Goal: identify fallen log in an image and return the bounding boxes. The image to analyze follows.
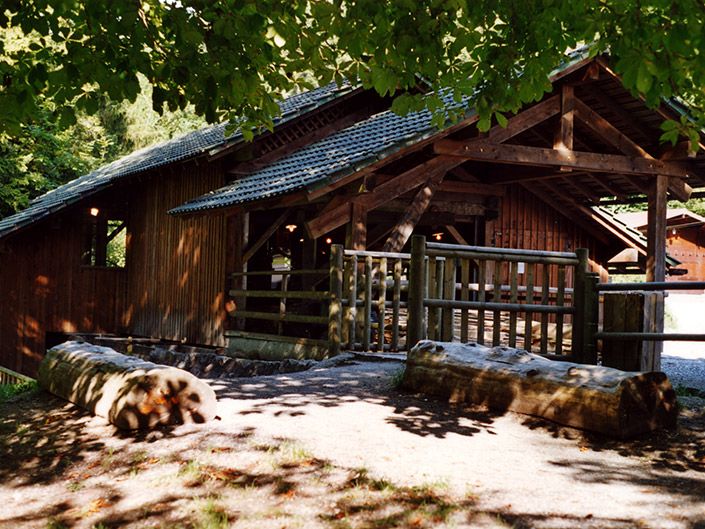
[402,340,677,438]
[38,341,217,430]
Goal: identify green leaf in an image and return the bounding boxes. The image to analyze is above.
[636,62,653,94]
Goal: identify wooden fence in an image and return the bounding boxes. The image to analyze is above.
[405,236,599,362]
[229,238,600,363]
[0,365,34,385]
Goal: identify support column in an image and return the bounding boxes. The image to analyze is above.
[645,173,667,370]
[646,174,668,282]
[346,202,367,250]
[229,211,250,330]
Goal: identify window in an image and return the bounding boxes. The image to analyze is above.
[83,209,127,268]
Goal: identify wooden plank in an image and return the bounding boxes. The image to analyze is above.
[363,255,373,350]
[508,261,518,347]
[377,257,387,349]
[243,209,289,264]
[383,172,445,252]
[492,260,502,346]
[306,155,458,238]
[477,259,486,345]
[524,262,535,351]
[460,258,470,342]
[392,259,402,350]
[646,174,668,282]
[347,255,358,348]
[442,257,456,341]
[434,141,691,178]
[328,245,344,356]
[229,289,329,300]
[555,265,566,355]
[540,265,550,355]
[427,258,439,341]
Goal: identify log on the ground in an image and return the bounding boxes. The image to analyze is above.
[38,341,217,429]
[402,340,677,438]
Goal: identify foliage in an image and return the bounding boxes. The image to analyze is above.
[0,379,38,402]
[2,1,705,143]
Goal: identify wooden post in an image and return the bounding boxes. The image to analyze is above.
[328,244,344,356]
[230,211,250,331]
[572,248,590,363]
[645,173,667,366]
[407,235,427,348]
[646,174,668,283]
[441,257,456,341]
[347,202,367,251]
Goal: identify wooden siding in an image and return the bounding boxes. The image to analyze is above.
[666,227,705,282]
[488,185,611,284]
[0,214,127,375]
[125,161,228,347]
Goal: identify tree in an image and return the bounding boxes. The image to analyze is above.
[0,74,204,218]
[2,1,705,143]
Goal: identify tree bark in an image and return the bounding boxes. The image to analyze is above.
[38,341,217,430]
[402,340,677,438]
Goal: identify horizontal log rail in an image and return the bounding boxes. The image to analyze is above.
[424,299,576,315]
[233,310,328,325]
[596,332,705,342]
[230,268,328,277]
[229,289,330,300]
[597,281,705,291]
[0,366,34,385]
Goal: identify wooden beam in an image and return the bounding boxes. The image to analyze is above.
[437,180,505,196]
[445,224,469,245]
[383,173,445,252]
[485,95,561,144]
[243,209,289,264]
[554,85,574,151]
[306,155,459,238]
[434,141,691,178]
[574,96,692,201]
[646,174,668,282]
[348,202,367,251]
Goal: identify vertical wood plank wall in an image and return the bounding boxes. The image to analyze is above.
[488,186,610,283]
[0,216,128,375]
[125,161,228,347]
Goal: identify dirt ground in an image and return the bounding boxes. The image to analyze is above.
[1,358,704,529]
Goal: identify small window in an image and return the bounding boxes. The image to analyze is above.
[83,209,127,268]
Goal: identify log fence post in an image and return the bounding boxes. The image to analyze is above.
[328,244,344,356]
[573,248,599,364]
[407,235,427,348]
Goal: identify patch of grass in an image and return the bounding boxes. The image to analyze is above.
[0,379,38,402]
[45,519,68,529]
[67,480,85,492]
[195,497,230,529]
[675,385,703,398]
[100,447,116,470]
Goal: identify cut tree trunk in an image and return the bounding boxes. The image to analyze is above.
[402,340,677,438]
[38,341,217,430]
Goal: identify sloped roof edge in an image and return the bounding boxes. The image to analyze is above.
[0,82,355,241]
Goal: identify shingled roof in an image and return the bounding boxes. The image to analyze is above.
[171,52,594,216]
[0,82,353,240]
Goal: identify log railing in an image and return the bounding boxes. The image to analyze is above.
[336,248,411,353]
[0,366,34,385]
[407,235,599,362]
[595,280,705,371]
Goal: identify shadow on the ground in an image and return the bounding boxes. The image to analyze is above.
[212,360,503,439]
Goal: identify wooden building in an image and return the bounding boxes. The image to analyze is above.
[615,208,705,282]
[2,50,705,376]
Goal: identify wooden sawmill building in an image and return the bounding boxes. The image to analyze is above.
[2,51,705,376]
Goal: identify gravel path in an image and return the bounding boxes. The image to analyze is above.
[1,357,704,529]
[210,359,705,529]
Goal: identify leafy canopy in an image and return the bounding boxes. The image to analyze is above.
[2,0,705,143]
